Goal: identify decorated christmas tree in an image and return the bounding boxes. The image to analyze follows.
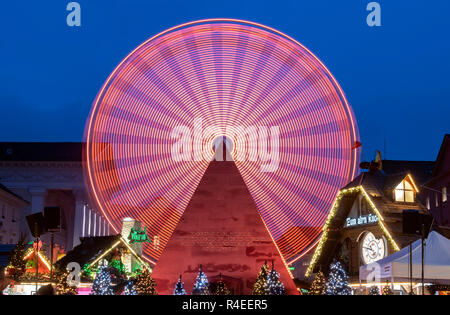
[263,261,286,295]
[123,280,137,295]
[134,267,158,295]
[308,271,326,295]
[55,270,78,295]
[192,265,210,295]
[6,237,27,281]
[173,275,187,295]
[252,261,269,295]
[382,284,393,295]
[325,260,351,295]
[90,265,114,295]
[214,273,231,295]
[368,285,380,295]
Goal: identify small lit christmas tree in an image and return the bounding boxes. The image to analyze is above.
[192,265,210,295]
[173,275,187,295]
[252,261,269,295]
[263,261,286,295]
[90,265,114,295]
[382,283,393,295]
[123,280,137,295]
[134,267,157,295]
[308,271,326,295]
[325,260,351,295]
[55,270,78,295]
[214,273,231,295]
[6,237,27,281]
[368,285,380,295]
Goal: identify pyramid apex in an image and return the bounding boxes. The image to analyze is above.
[212,136,233,161]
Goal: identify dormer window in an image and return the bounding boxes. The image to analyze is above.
[394,178,415,202]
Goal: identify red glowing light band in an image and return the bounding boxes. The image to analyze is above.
[85,19,359,264]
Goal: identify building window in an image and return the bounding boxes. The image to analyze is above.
[443,187,448,203]
[394,179,414,202]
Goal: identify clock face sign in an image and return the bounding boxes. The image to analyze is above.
[361,232,386,264]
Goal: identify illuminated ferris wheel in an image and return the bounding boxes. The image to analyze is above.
[84,19,360,264]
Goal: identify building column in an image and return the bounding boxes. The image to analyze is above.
[85,208,92,237]
[72,190,87,248]
[92,211,97,237]
[97,215,102,236]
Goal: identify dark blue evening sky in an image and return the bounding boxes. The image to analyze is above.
[0,1,449,161]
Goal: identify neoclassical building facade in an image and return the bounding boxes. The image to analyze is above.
[0,142,110,255]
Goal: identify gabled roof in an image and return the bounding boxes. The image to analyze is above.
[343,171,427,218]
[55,235,121,270]
[306,170,428,277]
[344,170,422,204]
[55,234,148,272]
[385,173,419,193]
[23,247,52,273]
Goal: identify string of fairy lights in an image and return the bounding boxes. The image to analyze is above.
[306,185,401,277]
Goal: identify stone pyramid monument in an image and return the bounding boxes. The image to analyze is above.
[151,138,297,294]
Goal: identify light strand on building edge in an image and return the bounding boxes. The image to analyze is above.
[305,186,400,277]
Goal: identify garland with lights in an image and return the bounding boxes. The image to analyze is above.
[134,267,157,295]
[308,271,326,295]
[173,275,187,295]
[252,261,269,295]
[325,260,351,295]
[192,265,210,295]
[16,272,49,282]
[90,265,114,295]
[306,186,400,277]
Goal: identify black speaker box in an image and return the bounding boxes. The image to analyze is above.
[402,209,433,237]
[26,212,46,238]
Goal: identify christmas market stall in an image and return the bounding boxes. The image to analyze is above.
[305,164,431,294]
[3,240,53,295]
[54,234,150,295]
[359,231,450,294]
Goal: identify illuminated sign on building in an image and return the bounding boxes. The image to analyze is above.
[128,226,152,244]
[345,214,378,228]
